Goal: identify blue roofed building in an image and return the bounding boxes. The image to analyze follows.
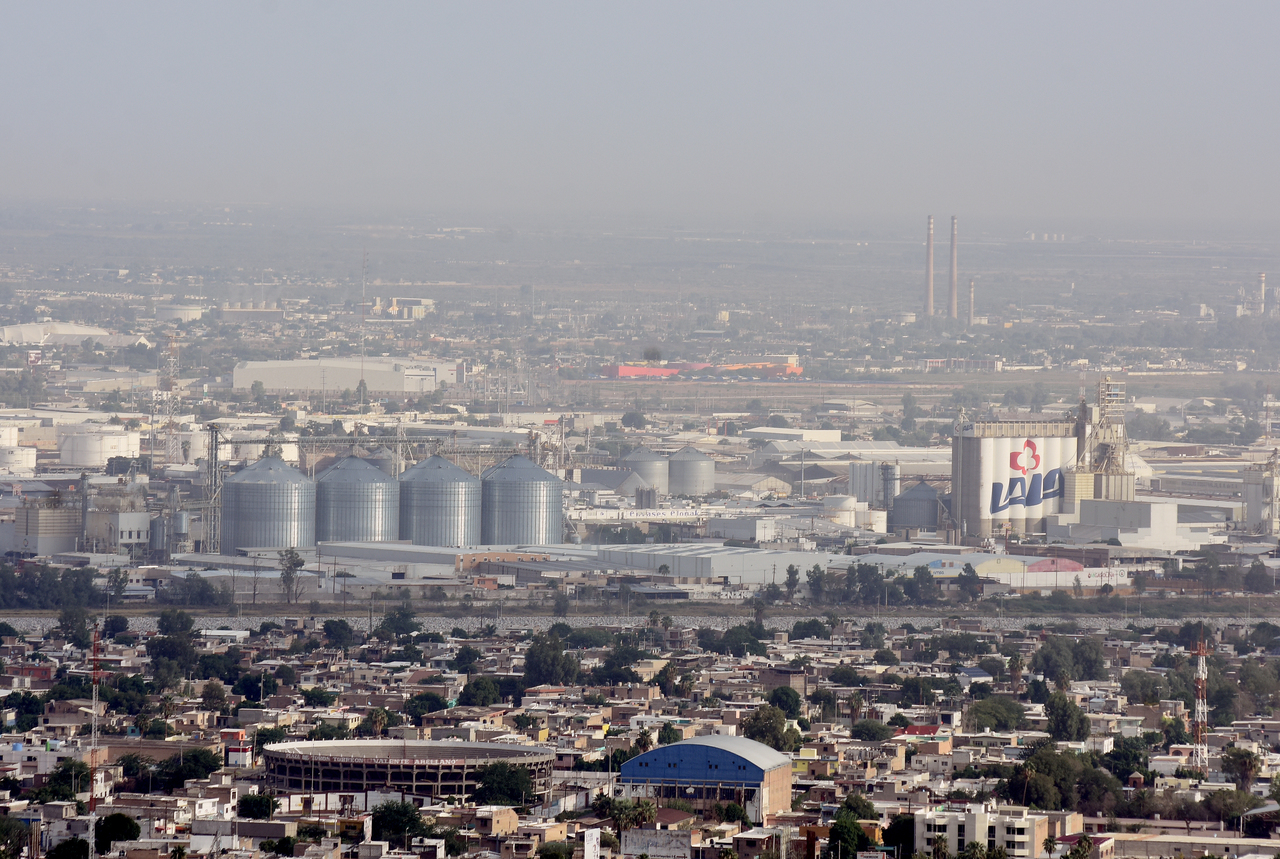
[618,735,792,822]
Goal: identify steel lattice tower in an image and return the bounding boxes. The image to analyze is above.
[1192,637,1209,773]
[161,335,181,465]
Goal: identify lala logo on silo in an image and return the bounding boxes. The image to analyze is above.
[991,438,1064,514]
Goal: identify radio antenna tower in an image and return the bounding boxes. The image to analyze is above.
[161,335,181,465]
[359,249,368,413]
[1192,636,1209,773]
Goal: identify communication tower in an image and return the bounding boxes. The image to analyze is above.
[1192,637,1209,773]
[159,335,181,465]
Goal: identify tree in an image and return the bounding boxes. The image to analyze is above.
[635,728,653,753]
[301,687,336,707]
[1045,692,1090,741]
[323,619,356,649]
[785,564,800,599]
[931,834,949,859]
[47,840,89,859]
[1042,836,1057,858]
[1245,560,1273,594]
[254,727,287,754]
[1222,747,1262,791]
[741,705,801,751]
[458,677,501,706]
[95,813,140,855]
[807,564,827,601]
[553,591,570,617]
[967,697,1025,732]
[201,681,228,714]
[768,686,803,719]
[658,722,681,745]
[155,747,223,790]
[621,412,647,429]
[472,761,534,805]
[904,566,941,604]
[957,564,982,602]
[103,613,129,638]
[278,548,305,605]
[0,816,30,859]
[238,793,280,819]
[850,719,894,741]
[371,800,426,850]
[378,604,420,639]
[524,632,579,686]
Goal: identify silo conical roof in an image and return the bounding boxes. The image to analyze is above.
[670,446,711,461]
[481,454,560,482]
[226,456,311,485]
[401,454,478,483]
[318,455,395,484]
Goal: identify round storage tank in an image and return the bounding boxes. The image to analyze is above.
[480,455,563,545]
[316,456,399,543]
[400,455,481,547]
[0,446,36,471]
[621,447,668,495]
[149,515,169,552]
[667,446,715,496]
[888,480,939,531]
[221,457,315,551]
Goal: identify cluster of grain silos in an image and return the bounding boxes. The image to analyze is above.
[615,446,716,498]
[219,453,563,553]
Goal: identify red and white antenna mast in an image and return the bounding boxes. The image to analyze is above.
[1192,637,1209,773]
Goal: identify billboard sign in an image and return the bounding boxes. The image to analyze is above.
[584,829,601,859]
[622,829,692,859]
[980,436,1078,520]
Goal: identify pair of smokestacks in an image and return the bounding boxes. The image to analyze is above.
[924,215,972,324]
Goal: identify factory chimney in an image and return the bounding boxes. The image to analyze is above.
[949,216,958,319]
[1261,272,1267,314]
[967,279,975,327]
[924,216,934,317]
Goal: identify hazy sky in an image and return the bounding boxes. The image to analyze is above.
[3,2,1279,227]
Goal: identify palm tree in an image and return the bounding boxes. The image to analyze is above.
[635,728,653,754]
[719,850,738,859]
[369,709,387,737]
[931,834,949,859]
[1042,835,1057,857]
[634,800,657,827]
[170,847,186,859]
[1008,654,1024,693]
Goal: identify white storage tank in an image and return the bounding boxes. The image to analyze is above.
[621,447,669,495]
[59,431,141,467]
[667,447,715,496]
[0,446,36,472]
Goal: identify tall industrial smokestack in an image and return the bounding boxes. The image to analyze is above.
[1261,272,1267,311]
[967,279,975,327]
[949,216,958,319]
[924,216,934,317]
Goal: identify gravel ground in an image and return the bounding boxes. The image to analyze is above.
[0,613,1251,637]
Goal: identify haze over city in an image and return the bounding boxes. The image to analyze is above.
[0,8,1279,859]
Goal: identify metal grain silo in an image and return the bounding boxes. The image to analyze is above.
[399,455,481,547]
[621,447,669,495]
[481,455,563,545]
[221,456,315,551]
[667,446,715,496]
[888,480,939,531]
[316,456,400,543]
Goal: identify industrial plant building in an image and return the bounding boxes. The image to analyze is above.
[619,735,793,822]
[231,357,465,395]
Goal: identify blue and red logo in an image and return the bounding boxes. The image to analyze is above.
[991,438,1063,514]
